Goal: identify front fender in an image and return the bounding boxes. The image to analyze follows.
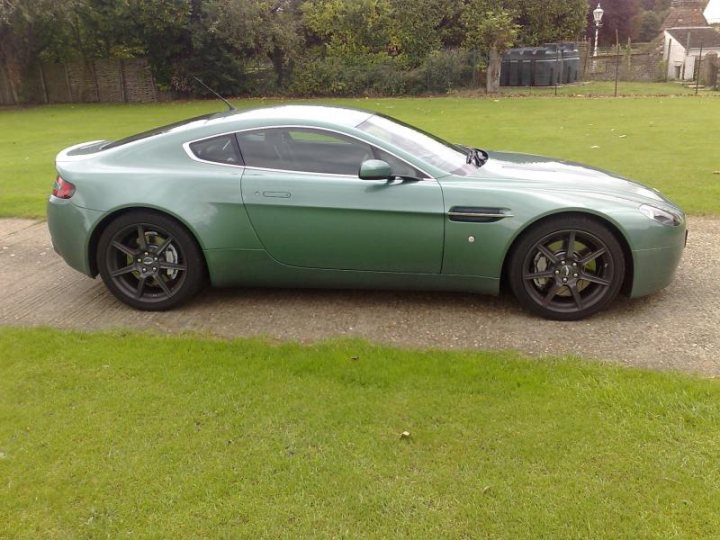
[439,181,643,280]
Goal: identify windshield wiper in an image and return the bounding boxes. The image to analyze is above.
[458,144,488,167]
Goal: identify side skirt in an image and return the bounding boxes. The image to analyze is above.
[204,249,500,295]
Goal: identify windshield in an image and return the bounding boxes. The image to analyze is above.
[102,113,216,150]
[356,114,480,176]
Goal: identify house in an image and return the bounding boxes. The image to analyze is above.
[662,0,710,29]
[664,27,720,79]
[662,0,720,80]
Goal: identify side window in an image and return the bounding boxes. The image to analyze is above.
[373,147,427,179]
[237,128,374,175]
[189,135,242,165]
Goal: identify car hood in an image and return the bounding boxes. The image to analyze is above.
[472,151,672,206]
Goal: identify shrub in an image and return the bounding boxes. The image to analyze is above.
[288,49,479,97]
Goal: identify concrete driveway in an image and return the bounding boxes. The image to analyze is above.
[1,217,718,374]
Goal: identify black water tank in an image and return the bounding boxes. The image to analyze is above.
[501,43,580,86]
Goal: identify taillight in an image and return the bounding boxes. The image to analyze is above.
[52,176,75,199]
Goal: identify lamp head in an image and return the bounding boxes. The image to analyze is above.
[593,4,604,25]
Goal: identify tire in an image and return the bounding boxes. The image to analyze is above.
[508,216,625,321]
[96,210,205,310]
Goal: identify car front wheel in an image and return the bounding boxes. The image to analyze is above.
[508,216,626,321]
[97,210,205,310]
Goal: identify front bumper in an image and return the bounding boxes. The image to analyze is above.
[629,226,686,298]
[47,196,103,277]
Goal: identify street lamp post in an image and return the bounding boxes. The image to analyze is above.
[593,4,604,58]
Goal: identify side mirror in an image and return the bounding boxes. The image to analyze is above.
[359,159,393,181]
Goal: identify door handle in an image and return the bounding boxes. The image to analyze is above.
[262,191,291,198]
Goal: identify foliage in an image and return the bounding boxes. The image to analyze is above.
[462,5,519,53]
[586,0,642,46]
[508,0,588,46]
[1,0,592,99]
[462,4,519,92]
[288,48,477,96]
[419,48,479,93]
[201,0,304,88]
[302,0,393,58]
[0,0,80,97]
[636,9,662,43]
[587,0,671,45]
[640,0,671,12]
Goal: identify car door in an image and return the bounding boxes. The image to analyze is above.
[237,127,444,273]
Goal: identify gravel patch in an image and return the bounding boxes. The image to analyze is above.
[1,218,718,375]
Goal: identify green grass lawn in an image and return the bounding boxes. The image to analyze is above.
[1,82,719,218]
[1,327,719,538]
[496,80,717,97]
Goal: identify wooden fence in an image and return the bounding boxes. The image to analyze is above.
[0,58,167,106]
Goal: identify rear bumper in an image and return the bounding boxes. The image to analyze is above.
[47,196,103,277]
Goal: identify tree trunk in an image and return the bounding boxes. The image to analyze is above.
[270,46,285,88]
[486,45,501,94]
[0,43,21,104]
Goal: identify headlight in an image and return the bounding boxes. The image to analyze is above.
[639,204,683,227]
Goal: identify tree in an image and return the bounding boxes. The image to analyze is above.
[386,0,445,66]
[0,0,81,101]
[303,0,457,67]
[636,9,661,42]
[47,0,196,91]
[640,0,671,11]
[201,0,304,90]
[462,5,519,93]
[507,0,588,45]
[585,0,641,46]
[302,0,392,59]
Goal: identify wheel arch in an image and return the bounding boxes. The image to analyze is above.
[500,211,634,296]
[87,206,208,278]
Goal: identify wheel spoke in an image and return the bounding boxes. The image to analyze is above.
[110,264,136,277]
[542,283,562,306]
[157,261,187,271]
[155,276,172,297]
[537,244,559,264]
[579,272,610,286]
[134,276,147,298]
[137,225,147,250]
[579,247,606,266]
[155,236,174,256]
[523,270,555,281]
[569,284,584,309]
[111,241,135,257]
[566,231,576,258]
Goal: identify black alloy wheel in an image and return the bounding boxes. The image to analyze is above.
[97,211,205,310]
[509,216,625,320]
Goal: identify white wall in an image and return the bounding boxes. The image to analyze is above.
[665,32,689,79]
[664,31,720,80]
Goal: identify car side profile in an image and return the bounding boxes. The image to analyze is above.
[48,105,686,320]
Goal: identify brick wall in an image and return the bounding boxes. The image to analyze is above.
[579,43,664,81]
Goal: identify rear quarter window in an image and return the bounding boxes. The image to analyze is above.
[188,135,243,165]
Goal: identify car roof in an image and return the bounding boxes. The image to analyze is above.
[88,105,375,155]
[203,104,374,130]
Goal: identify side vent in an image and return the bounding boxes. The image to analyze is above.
[448,207,513,223]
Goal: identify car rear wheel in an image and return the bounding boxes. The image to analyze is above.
[508,216,625,321]
[97,211,205,310]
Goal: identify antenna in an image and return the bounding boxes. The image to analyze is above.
[192,76,236,111]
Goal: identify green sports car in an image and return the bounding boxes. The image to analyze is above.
[48,105,686,320]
